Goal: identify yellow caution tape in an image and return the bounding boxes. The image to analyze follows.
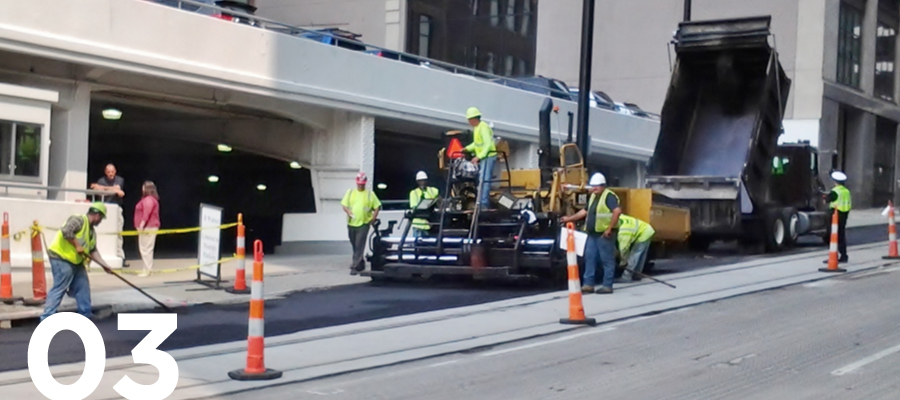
[35,222,239,238]
[88,256,236,275]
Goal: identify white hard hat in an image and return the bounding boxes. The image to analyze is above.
[831,171,847,182]
[589,172,607,186]
[416,171,428,181]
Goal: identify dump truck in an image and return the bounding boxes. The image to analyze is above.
[646,16,831,252]
[366,98,690,282]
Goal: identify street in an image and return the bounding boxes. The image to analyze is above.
[221,262,900,400]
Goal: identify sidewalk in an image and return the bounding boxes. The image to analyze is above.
[0,252,367,325]
[847,206,896,228]
[0,239,894,399]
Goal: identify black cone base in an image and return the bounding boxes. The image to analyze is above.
[818,267,847,273]
[225,287,251,294]
[560,317,597,326]
[0,296,21,305]
[882,256,900,260]
[228,368,282,381]
[22,298,44,306]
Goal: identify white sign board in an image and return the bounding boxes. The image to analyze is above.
[558,228,587,257]
[198,204,223,279]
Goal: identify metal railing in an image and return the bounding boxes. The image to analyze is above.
[0,182,114,202]
[148,0,577,100]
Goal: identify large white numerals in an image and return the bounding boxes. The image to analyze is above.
[28,313,107,400]
[114,314,179,400]
[27,313,179,400]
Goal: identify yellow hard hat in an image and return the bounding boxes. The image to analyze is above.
[466,107,482,119]
[89,202,107,218]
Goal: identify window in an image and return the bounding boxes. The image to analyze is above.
[504,55,515,76]
[506,0,516,31]
[471,0,479,16]
[837,2,863,88]
[490,0,499,26]
[517,58,527,75]
[875,2,898,102]
[0,121,42,179]
[521,0,531,37]
[418,15,432,57]
[486,52,495,74]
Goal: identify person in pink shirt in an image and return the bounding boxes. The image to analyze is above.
[134,181,160,277]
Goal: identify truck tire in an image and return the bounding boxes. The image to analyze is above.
[688,236,711,252]
[781,207,800,247]
[763,209,787,252]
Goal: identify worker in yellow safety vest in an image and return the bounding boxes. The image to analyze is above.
[41,202,115,321]
[616,214,656,283]
[464,107,497,210]
[561,172,622,294]
[409,171,440,237]
[824,170,852,263]
[342,172,382,275]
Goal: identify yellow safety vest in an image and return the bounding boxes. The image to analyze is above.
[585,189,620,233]
[48,215,96,266]
[464,121,497,160]
[617,215,655,257]
[830,185,852,212]
[341,189,382,227]
[410,187,439,231]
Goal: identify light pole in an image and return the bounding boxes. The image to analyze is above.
[684,0,691,21]
[575,0,596,160]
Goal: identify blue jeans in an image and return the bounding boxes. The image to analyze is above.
[478,156,496,209]
[620,240,651,281]
[41,257,92,320]
[584,234,616,288]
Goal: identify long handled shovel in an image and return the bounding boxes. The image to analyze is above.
[85,254,174,312]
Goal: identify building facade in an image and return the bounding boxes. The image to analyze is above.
[536,0,900,208]
[255,0,538,76]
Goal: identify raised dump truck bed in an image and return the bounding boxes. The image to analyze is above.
[647,16,829,251]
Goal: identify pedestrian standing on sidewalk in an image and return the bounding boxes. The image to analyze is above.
[134,181,160,278]
[41,203,115,321]
[615,214,655,283]
[341,172,382,275]
[824,170,851,263]
[90,163,127,266]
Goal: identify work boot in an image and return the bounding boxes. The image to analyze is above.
[349,269,359,276]
[595,286,614,294]
[90,307,114,322]
[581,285,595,293]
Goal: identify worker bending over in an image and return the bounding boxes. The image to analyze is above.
[464,107,497,210]
[616,214,655,283]
[41,203,115,321]
[824,171,851,263]
[561,172,621,294]
[342,172,382,275]
[409,171,439,237]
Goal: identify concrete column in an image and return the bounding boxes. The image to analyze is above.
[845,110,877,207]
[310,111,375,214]
[822,0,842,82]
[506,141,540,170]
[819,98,842,181]
[894,125,900,205]
[384,0,405,51]
[861,0,878,95]
[48,83,90,201]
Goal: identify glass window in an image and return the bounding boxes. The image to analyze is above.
[506,0,516,31]
[486,52,495,74]
[418,15,432,58]
[490,0,499,26]
[517,58,527,75]
[471,0,478,16]
[521,0,531,37]
[504,55,515,76]
[837,2,863,88]
[0,120,41,178]
[875,15,898,101]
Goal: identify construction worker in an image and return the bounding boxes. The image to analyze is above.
[409,171,439,237]
[41,203,115,321]
[616,214,655,283]
[464,107,497,209]
[561,172,622,294]
[824,170,851,263]
[342,172,382,275]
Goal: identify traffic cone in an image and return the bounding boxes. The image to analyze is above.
[560,223,596,326]
[23,221,47,306]
[228,240,282,381]
[819,209,847,273]
[884,202,900,260]
[0,213,20,305]
[226,214,250,294]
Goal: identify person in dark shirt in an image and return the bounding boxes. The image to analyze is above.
[561,172,622,294]
[90,164,126,263]
[823,171,851,263]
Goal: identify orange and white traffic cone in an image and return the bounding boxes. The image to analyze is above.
[23,221,47,306]
[229,240,282,381]
[226,214,250,294]
[819,209,847,273]
[884,202,900,260]
[0,213,20,305]
[560,223,596,326]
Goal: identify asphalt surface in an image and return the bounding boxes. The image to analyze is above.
[222,258,900,400]
[0,225,885,373]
